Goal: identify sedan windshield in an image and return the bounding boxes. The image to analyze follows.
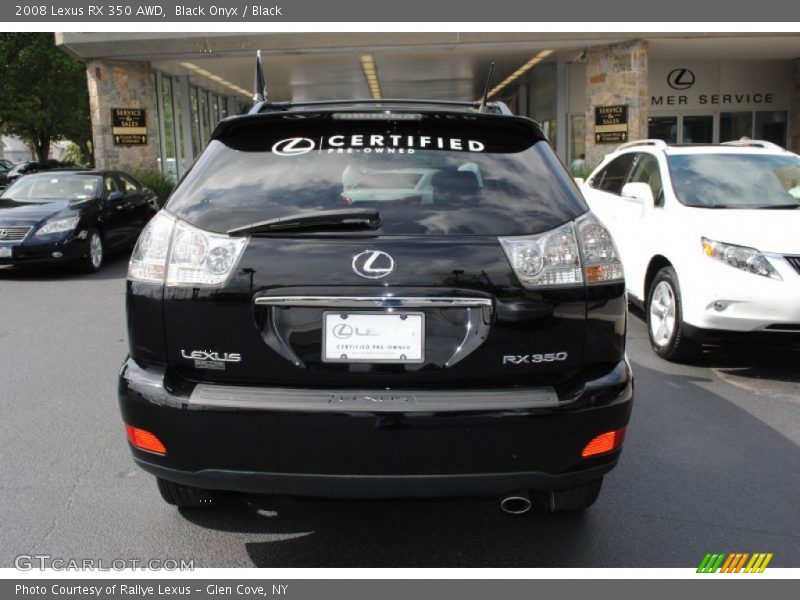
[1,175,100,203]
[668,153,800,208]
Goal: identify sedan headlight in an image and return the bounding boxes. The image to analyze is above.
[701,237,781,280]
[37,215,80,235]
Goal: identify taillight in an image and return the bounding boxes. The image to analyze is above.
[128,211,174,283]
[125,424,167,455]
[499,222,582,288]
[581,428,625,458]
[339,196,354,204]
[128,210,248,287]
[575,213,624,284]
[404,195,422,205]
[499,212,623,289]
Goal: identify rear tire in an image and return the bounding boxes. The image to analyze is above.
[646,266,699,362]
[535,478,603,512]
[156,478,219,508]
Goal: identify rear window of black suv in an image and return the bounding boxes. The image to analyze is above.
[166,113,587,236]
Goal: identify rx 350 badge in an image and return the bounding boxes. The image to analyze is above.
[503,352,568,365]
[181,349,242,370]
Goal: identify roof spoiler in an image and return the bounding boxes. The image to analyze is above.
[249,98,513,115]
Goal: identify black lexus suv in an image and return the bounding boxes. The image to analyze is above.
[119,99,633,513]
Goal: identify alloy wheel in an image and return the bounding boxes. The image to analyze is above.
[649,280,676,347]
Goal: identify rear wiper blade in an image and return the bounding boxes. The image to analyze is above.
[227,208,381,235]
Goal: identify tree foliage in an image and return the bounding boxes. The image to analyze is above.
[0,33,92,164]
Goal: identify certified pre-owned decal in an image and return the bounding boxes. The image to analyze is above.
[271,134,486,156]
[181,349,242,370]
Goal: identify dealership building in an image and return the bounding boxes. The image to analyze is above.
[56,32,800,177]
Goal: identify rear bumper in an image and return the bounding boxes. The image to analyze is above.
[133,459,617,499]
[119,358,633,498]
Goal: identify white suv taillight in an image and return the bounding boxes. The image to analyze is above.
[128,211,248,286]
[499,212,623,289]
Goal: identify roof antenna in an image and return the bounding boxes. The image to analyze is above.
[478,62,495,113]
[253,49,268,105]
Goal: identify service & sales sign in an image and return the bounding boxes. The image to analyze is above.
[112,108,147,145]
[595,105,629,143]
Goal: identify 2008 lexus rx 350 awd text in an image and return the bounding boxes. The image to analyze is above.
[118,99,633,514]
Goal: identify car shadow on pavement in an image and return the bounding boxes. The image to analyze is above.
[177,360,800,567]
[628,305,800,385]
[183,495,596,568]
[0,253,129,282]
[693,346,800,386]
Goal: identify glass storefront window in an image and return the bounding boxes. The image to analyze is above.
[152,71,239,177]
[171,78,188,176]
[755,111,788,147]
[160,77,178,179]
[569,114,586,171]
[720,112,753,142]
[542,119,557,150]
[211,95,220,127]
[682,115,713,144]
[648,116,678,144]
[190,87,201,157]
[152,73,162,170]
[199,91,210,146]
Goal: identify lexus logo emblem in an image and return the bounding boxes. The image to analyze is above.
[352,250,395,279]
[332,324,354,339]
[0,229,7,239]
[271,137,316,156]
[667,68,695,91]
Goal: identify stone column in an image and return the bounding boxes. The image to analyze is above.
[86,59,159,172]
[584,40,648,168]
[790,58,800,154]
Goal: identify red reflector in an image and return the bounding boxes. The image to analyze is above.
[581,428,625,458]
[338,196,354,204]
[125,424,167,455]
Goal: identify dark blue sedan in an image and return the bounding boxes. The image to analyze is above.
[0,170,158,272]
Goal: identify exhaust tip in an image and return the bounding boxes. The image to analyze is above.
[500,491,531,515]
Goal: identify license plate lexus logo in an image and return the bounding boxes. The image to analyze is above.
[352,250,395,279]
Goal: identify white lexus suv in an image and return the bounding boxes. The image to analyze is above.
[581,139,800,361]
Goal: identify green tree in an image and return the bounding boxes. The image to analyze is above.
[0,33,92,164]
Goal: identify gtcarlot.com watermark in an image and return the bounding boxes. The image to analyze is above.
[14,554,194,571]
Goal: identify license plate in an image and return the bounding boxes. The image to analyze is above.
[323,312,424,363]
[0,247,12,258]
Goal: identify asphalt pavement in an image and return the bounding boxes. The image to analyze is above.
[1,257,799,568]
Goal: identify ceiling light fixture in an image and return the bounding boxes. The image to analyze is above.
[359,54,382,100]
[180,62,251,98]
[484,49,553,100]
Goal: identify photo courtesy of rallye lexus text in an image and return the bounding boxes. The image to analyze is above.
[119,85,633,515]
